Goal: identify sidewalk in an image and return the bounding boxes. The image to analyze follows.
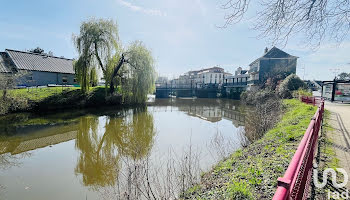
[324,101,350,189]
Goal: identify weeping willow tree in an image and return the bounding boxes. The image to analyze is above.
[73,18,120,93]
[73,56,91,92]
[90,68,98,87]
[120,41,156,104]
[73,18,156,104]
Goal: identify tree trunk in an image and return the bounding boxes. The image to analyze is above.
[109,55,125,94]
[94,44,106,75]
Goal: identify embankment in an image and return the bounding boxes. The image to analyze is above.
[182,99,335,199]
[0,87,130,115]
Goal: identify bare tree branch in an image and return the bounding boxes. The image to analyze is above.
[220,0,350,46]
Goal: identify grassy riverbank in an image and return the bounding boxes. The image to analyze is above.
[183,99,323,199]
[0,87,126,115]
[4,87,81,101]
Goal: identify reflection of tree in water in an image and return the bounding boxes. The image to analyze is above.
[74,108,155,190]
[0,151,32,198]
[0,152,32,170]
[75,116,120,190]
[107,108,155,160]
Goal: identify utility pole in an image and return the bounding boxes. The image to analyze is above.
[329,68,340,102]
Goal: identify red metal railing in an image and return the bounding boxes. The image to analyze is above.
[272,99,324,200]
[300,96,322,106]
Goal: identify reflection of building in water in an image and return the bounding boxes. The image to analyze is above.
[148,99,245,127]
[185,105,223,122]
[0,124,78,155]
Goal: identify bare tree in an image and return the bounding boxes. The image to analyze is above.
[221,0,350,46]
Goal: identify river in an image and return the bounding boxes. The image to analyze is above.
[0,98,247,200]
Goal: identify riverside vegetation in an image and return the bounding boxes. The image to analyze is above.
[0,18,156,115]
[182,99,335,199]
[182,75,336,199]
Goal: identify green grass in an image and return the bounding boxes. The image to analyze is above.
[3,87,81,101]
[226,181,253,199]
[0,86,115,115]
[1,86,109,102]
[184,99,319,199]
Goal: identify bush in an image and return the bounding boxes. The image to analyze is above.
[240,89,282,142]
[240,89,279,105]
[0,96,29,115]
[292,88,312,98]
[278,74,306,99]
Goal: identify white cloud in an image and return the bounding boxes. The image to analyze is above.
[117,0,167,17]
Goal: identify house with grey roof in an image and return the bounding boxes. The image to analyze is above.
[0,49,76,87]
[248,47,298,90]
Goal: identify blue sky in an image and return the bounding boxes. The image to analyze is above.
[0,0,349,80]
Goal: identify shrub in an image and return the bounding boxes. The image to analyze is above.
[0,96,29,115]
[278,74,306,99]
[240,89,282,142]
[292,88,312,98]
[240,89,279,105]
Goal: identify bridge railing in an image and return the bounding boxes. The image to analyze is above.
[272,99,324,200]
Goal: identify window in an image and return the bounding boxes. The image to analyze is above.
[62,76,68,83]
[219,74,221,78]
[27,76,33,80]
[215,74,217,78]
[73,78,77,83]
[210,74,213,78]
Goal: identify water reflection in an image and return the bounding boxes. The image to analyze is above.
[74,108,156,190]
[75,116,120,189]
[0,124,78,155]
[148,98,245,127]
[0,99,247,200]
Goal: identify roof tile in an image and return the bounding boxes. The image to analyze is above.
[6,49,74,74]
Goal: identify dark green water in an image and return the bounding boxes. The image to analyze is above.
[0,98,246,200]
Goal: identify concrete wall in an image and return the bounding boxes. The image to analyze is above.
[17,70,76,86]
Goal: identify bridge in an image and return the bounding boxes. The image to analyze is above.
[155,83,221,98]
[155,82,248,98]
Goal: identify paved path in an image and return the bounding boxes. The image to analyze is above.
[325,101,350,189]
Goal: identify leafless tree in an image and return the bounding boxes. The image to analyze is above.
[221,0,350,46]
[99,143,202,200]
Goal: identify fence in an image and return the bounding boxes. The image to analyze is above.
[272,99,325,200]
[300,96,322,106]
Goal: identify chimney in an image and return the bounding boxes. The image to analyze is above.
[264,47,269,54]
